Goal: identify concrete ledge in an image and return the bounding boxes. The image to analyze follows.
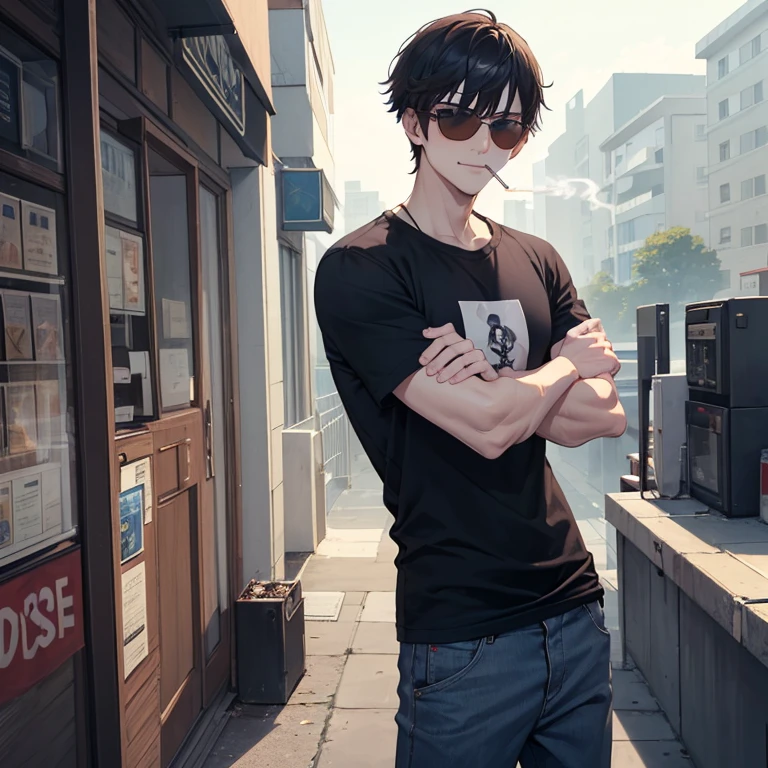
[606,492,768,667]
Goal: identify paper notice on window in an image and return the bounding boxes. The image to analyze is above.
[121,231,144,314]
[12,473,42,543]
[30,294,64,361]
[122,562,149,679]
[0,193,22,270]
[121,457,153,525]
[42,467,62,534]
[105,226,123,310]
[159,348,190,408]
[162,298,190,339]
[0,482,12,550]
[2,291,33,360]
[21,200,58,275]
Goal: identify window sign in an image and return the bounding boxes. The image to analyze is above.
[101,131,137,224]
[0,46,22,146]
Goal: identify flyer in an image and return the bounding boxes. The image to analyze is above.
[121,231,144,314]
[7,385,38,454]
[12,473,42,543]
[2,291,33,360]
[0,193,22,270]
[35,379,62,450]
[0,482,11,550]
[119,485,144,564]
[30,293,64,361]
[105,226,123,310]
[21,201,58,275]
[41,467,62,534]
[122,562,149,678]
[162,298,190,339]
[159,348,191,408]
[120,456,153,525]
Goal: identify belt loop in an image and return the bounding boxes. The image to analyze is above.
[598,595,605,608]
[486,635,495,645]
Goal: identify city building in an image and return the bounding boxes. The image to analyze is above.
[696,0,768,293]
[0,0,280,765]
[535,74,705,290]
[503,198,534,234]
[343,180,385,234]
[600,94,708,285]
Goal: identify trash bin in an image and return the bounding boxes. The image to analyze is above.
[235,579,306,704]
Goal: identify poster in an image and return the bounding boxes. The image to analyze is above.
[159,348,191,408]
[458,299,530,373]
[162,298,190,339]
[12,473,42,543]
[121,231,144,314]
[101,131,137,223]
[2,291,33,360]
[105,226,123,310]
[30,294,64,361]
[21,201,58,275]
[35,379,62,450]
[0,47,21,145]
[41,468,62,534]
[119,485,144,564]
[121,457,153,525]
[7,385,37,454]
[0,193,22,270]
[122,562,148,679]
[0,482,11,550]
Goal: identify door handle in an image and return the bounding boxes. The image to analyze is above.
[204,400,214,480]
[160,437,192,484]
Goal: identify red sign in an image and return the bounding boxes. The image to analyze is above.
[0,549,85,707]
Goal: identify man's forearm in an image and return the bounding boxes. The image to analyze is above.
[536,373,627,448]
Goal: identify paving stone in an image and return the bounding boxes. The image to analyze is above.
[301,558,397,592]
[324,527,385,542]
[306,622,357,656]
[335,654,400,710]
[338,604,361,623]
[613,711,676,741]
[343,591,366,607]
[578,519,606,545]
[288,656,346,706]
[352,622,400,655]
[304,592,345,621]
[316,709,397,768]
[315,540,380,558]
[203,702,329,768]
[611,740,693,766]
[613,670,660,712]
[360,591,396,623]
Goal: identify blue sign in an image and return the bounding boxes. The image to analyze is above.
[120,485,144,564]
[281,169,335,234]
[182,36,245,136]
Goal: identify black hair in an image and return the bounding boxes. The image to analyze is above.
[380,9,551,172]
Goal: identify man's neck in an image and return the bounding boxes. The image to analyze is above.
[398,158,492,250]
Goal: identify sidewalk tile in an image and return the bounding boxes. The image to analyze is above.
[324,527,385,542]
[613,674,660,712]
[315,540,379,558]
[306,622,357,657]
[343,591,366,607]
[352,622,399,655]
[316,709,397,768]
[360,592,396,623]
[301,559,397,592]
[288,656,346,706]
[613,711,676,741]
[335,654,400,710]
[611,741,693,766]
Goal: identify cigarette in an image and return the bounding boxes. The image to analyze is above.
[484,165,509,189]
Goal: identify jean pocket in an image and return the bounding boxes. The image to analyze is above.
[582,600,611,637]
[413,637,487,696]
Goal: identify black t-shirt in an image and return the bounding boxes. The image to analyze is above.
[314,210,603,643]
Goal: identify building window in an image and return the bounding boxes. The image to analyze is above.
[741,82,764,110]
[617,220,635,246]
[758,126,768,147]
[605,153,612,178]
[756,174,767,196]
[720,183,731,203]
[741,35,762,64]
[719,140,730,162]
[718,99,730,120]
[720,227,731,244]
[741,130,756,154]
[697,166,707,181]
[741,227,753,247]
[756,224,768,245]
[655,148,664,163]
[718,56,729,79]
[695,124,706,141]
[742,178,755,199]
[279,244,308,427]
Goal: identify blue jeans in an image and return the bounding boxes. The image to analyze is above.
[395,601,612,767]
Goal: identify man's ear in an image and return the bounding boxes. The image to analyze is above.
[402,108,425,147]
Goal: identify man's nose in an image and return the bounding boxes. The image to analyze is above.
[474,122,492,153]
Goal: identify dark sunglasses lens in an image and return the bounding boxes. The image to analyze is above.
[491,122,525,150]
[437,111,481,141]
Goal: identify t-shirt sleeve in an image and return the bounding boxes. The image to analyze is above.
[314,246,432,408]
[547,244,591,350]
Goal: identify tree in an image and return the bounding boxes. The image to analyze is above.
[631,227,722,310]
[581,271,634,341]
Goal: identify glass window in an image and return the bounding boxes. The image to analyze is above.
[756,224,768,245]
[719,227,731,244]
[148,149,196,411]
[741,130,756,154]
[756,81,764,104]
[718,99,729,120]
[717,56,729,79]
[756,174,766,196]
[279,244,308,427]
[741,227,753,247]
[101,132,138,224]
[0,170,77,567]
[720,183,730,203]
[719,141,730,162]
[753,35,762,58]
[757,126,768,148]
[697,166,707,181]
[741,85,755,111]
[695,124,706,140]
[742,178,754,199]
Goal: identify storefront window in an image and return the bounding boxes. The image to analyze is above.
[101,130,154,427]
[148,148,195,411]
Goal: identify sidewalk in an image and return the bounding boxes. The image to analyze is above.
[204,458,694,768]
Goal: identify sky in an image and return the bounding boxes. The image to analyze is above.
[321,0,746,229]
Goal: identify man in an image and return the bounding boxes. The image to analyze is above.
[314,10,626,767]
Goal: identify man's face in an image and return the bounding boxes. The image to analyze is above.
[404,82,528,195]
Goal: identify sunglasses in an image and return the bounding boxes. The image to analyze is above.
[418,106,527,150]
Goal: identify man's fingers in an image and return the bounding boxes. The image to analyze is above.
[435,348,485,381]
[423,322,455,337]
[567,318,604,337]
[426,340,475,374]
[448,359,498,384]
[419,333,465,364]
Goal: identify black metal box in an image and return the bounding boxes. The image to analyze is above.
[235,580,306,704]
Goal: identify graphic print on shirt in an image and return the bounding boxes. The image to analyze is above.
[458,299,529,372]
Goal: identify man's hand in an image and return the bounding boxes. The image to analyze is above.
[419,323,499,383]
[555,318,621,379]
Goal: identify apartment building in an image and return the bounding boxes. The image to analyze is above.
[600,95,708,285]
[696,0,768,292]
[343,180,385,234]
[503,199,534,234]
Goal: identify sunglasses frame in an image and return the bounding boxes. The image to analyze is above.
[417,105,527,150]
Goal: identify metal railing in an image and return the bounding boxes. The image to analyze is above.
[316,390,351,512]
